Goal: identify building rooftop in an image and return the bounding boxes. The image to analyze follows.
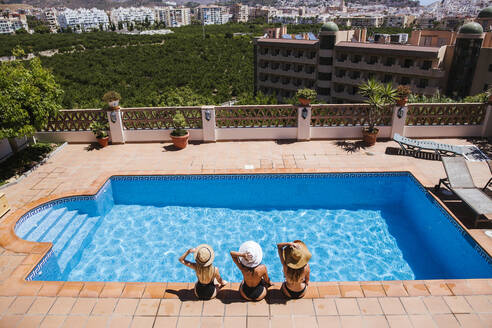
[257,38,318,46]
[335,41,441,57]
[459,22,484,34]
[321,21,339,32]
[478,6,492,18]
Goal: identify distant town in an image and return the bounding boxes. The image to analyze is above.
[0,0,491,34]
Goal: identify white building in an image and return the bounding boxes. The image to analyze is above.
[384,14,415,27]
[110,7,155,27]
[350,16,384,27]
[155,7,191,27]
[57,8,109,31]
[42,8,59,32]
[198,5,230,25]
[231,3,248,23]
[0,14,28,34]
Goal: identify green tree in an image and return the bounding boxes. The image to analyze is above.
[0,48,63,151]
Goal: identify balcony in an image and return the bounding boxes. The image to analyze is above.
[258,66,316,80]
[333,60,446,78]
[257,52,317,65]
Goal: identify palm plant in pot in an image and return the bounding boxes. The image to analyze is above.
[296,88,317,106]
[170,112,189,149]
[358,79,398,146]
[89,121,110,147]
[396,85,411,106]
[102,91,121,109]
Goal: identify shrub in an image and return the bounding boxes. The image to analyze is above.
[102,91,121,103]
[396,85,411,99]
[171,112,188,137]
[295,88,317,101]
[358,79,398,132]
[89,121,109,138]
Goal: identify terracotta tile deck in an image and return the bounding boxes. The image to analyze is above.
[0,139,492,327]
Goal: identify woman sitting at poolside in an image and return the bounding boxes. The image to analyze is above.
[277,240,311,299]
[179,244,227,300]
[230,241,272,301]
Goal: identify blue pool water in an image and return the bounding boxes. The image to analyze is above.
[15,173,492,282]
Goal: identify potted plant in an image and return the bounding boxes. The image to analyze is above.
[170,112,189,149]
[102,91,121,109]
[358,79,398,146]
[396,85,411,106]
[296,88,317,106]
[89,121,110,147]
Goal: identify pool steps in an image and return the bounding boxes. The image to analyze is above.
[16,207,101,276]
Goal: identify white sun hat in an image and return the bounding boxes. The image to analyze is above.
[238,241,263,268]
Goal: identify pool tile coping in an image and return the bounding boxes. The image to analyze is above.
[0,168,492,300]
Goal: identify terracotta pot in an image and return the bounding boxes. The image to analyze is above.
[97,136,109,148]
[298,98,311,106]
[362,128,379,146]
[108,100,120,109]
[396,97,408,106]
[171,132,189,149]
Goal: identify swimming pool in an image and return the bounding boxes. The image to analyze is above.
[15,173,492,282]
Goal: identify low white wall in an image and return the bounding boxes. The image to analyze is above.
[404,125,483,138]
[311,126,392,139]
[35,131,98,143]
[216,128,297,140]
[124,129,203,142]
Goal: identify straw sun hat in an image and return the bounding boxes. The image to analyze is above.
[194,244,215,267]
[283,240,312,269]
[239,241,263,268]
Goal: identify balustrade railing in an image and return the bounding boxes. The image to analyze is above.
[406,103,487,126]
[311,104,392,127]
[120,107,202,130]
[41,109,107,132]
[215,105,297,128]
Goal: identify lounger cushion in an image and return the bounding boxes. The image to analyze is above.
[453,188,492,215]
[442,157,476,189]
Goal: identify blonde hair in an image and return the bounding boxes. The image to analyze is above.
[195,263,215,283]
[285,266,304,283]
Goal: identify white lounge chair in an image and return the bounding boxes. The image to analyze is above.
[393,133,464,157]
[435,157,492,227]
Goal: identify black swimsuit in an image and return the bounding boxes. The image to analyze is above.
[241,280,265,300]
[195,280,216,300]
[283,282,307,299]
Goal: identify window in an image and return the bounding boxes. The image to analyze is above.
[293,79,302,87]
[319,72,332,81]
[270,75,279,83]
[484,84,489,91]
[305,66,315,74]
[294,65,302,72]
[366,56,378,65]
[489,64,492,72]
[305,80,314,88]
[260,61,268,69]
[259,74,267,82]
[336,69,346,78]
[335,84,345,92]
[318,87,331,96]
[422,61,432,70]
[418,79,428,88]
[337,54,348,62]
[351,55,361,64]
[422,36,432,46]
[307,51,316,59]
[400,76,411,85]
[319,57,333,65]
[272,48,280,56]
[294,50,304,58]
[282,77,290,85]
[349,71,361,79]
[271,62,279,70]
[384,57,395,66]
[383,74,393,83]
[260,48,268,55]
[281,63,291,71]
[281,49,291,57]
[403,59,414,68]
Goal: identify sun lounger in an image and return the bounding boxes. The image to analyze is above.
[393,133,464,157]
[483,160,492,191]
[435,157,492,227]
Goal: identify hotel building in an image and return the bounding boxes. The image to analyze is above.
[254,8,492,103]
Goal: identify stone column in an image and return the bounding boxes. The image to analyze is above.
[481,102,492,137]
[390,104,407,138]
[297,105,311,141]
[107,108,125,144]
[201,106,216,142]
